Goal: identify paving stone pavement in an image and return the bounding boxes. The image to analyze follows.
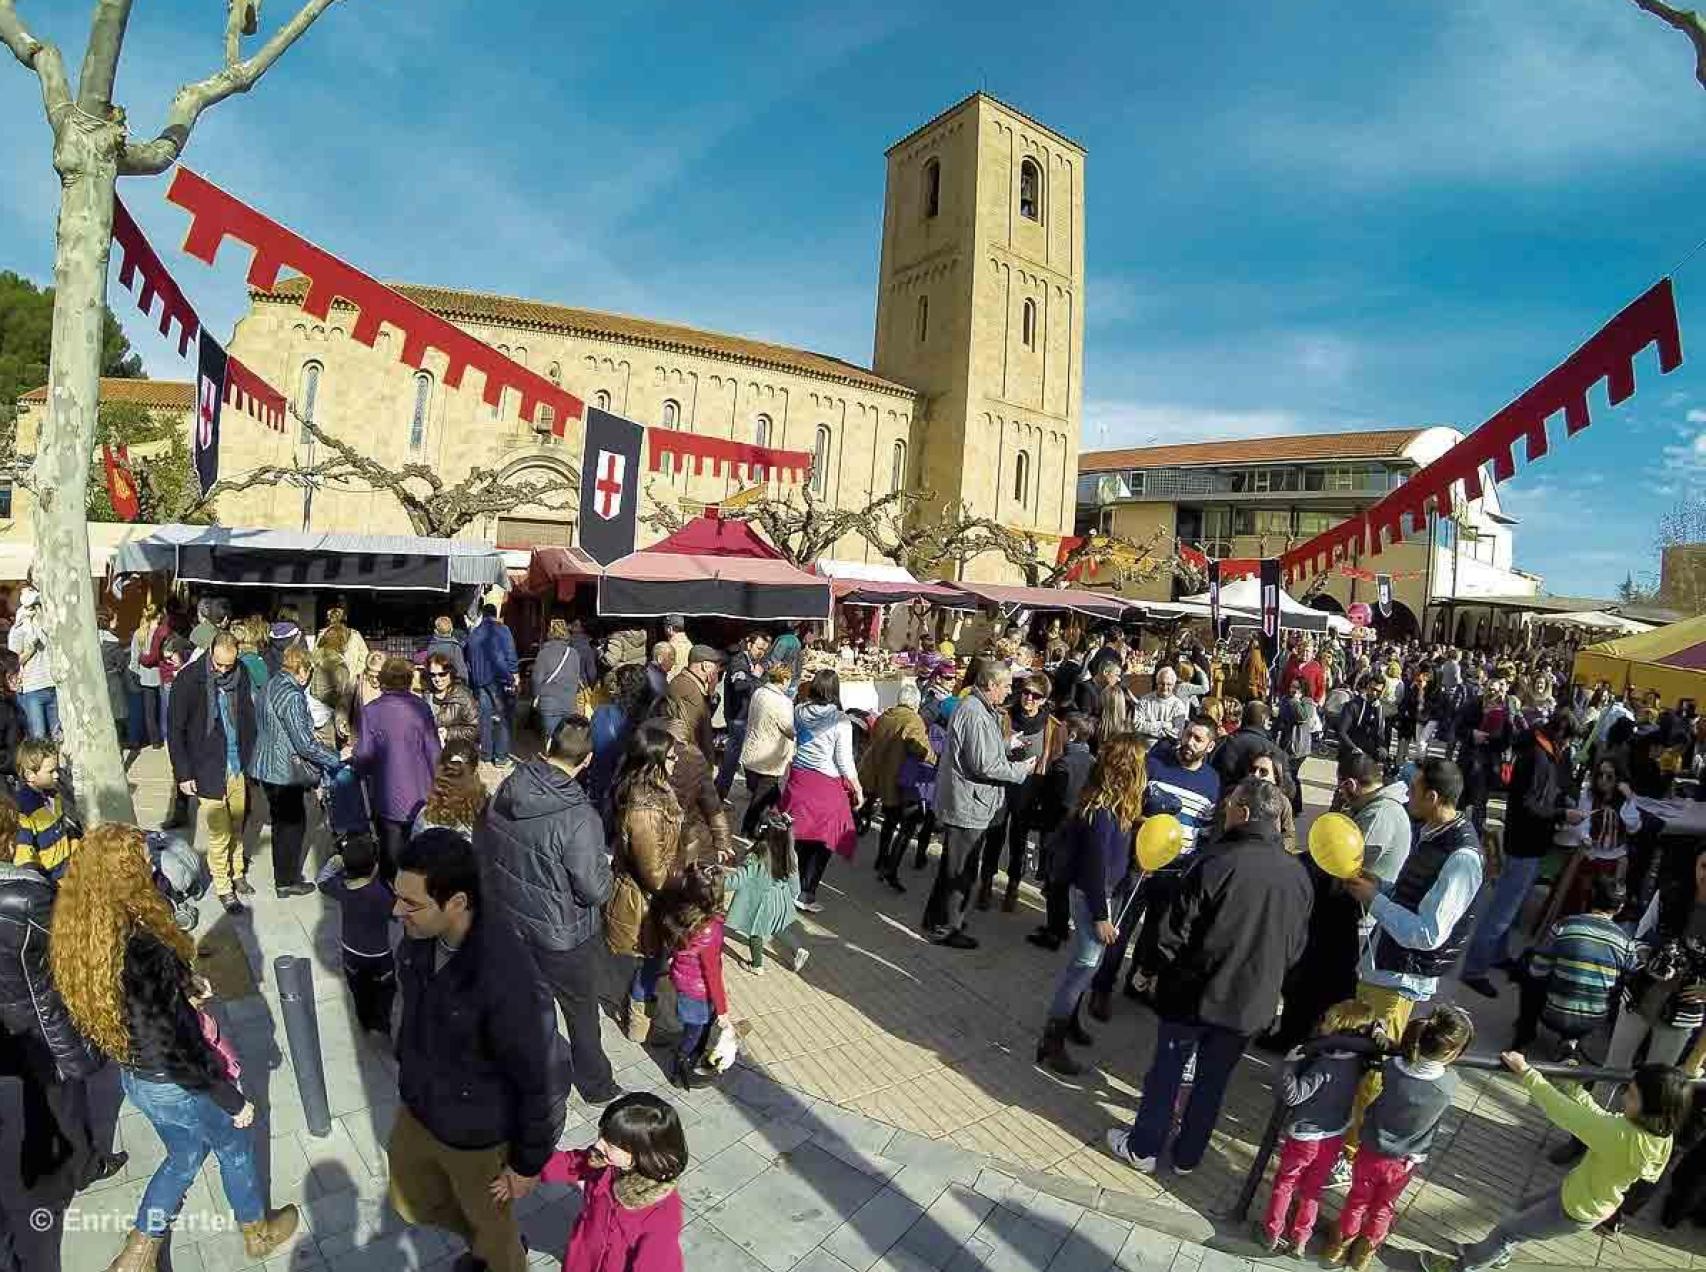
[22,745,1706,1270]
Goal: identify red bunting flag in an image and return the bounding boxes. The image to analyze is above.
[102,443,141,521]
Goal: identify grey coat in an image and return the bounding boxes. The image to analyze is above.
[933,690,1031,830]
[250,673,341,787]
[531,639,583,715]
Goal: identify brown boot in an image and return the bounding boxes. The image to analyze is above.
[241,1206,300,1260]
[1034,1020,1084,1076]
[1321,1233,1351,1267]
[1346,1236,1379,1272]
[623,997,652,1044]
[105,1229,163,1272]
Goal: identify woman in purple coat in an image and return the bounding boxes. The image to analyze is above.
[354,656,441,877]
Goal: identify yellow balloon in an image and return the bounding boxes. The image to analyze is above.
[938,640,956,658]
[1135,814,1185,873]
[1309,812,1366,880]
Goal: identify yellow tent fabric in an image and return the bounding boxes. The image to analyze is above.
[1573,613,1706,704]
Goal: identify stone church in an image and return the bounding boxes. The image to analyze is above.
[59,93,1087,581]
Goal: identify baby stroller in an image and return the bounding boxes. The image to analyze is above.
[149,831,209,930]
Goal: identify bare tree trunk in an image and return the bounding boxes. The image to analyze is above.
[35,112,134,824]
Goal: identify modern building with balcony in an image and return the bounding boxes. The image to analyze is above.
[1076,426,1540,640]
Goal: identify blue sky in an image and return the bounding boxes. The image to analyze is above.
[2,0,1704,597]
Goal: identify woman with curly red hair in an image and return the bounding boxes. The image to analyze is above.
[51,824,298,1271]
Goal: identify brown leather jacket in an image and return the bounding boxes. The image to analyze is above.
[658,717,732,864]
[429,683,479,746]
[605,780,682,957]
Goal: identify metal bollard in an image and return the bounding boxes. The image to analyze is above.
[275,955,333,1138]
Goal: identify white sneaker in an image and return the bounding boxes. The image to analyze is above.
[790,947,810,974]
[1104,1128,1157,1173]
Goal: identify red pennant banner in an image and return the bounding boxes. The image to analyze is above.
[164,166,584,438]
[112,199,200,357]
[646,427,810,483]
[1279,277,1682,583]
[102,443,141,521]
[223,355,286,432]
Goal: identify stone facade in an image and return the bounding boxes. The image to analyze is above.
[873,94,1085,580]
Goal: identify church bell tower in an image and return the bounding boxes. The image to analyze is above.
[872,93,1086,581]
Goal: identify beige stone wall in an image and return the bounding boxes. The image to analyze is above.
[219,299,918,562]
[5,399,192,539]
[874,95,1085,582]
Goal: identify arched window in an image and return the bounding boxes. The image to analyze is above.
[916,295,929,345]
[1021,298,1037,349]
[1013,450,1030,506]
[594,389,611,412]
[547,362,562,385]
[811,426,831,496]
[890,440,907,493]
[922,158,941,219]
[298,361,322,442]
[408,371,431,452]
[1019,158,1042,222]
[755,414,771,448]
[662,399,681,429]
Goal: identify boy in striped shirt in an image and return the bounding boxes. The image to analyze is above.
[14,737,80,881]
[1515,874,1635,1053]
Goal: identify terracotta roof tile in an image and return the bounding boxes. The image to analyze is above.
[255,277,918,399]
[1079,427,1429,472]
[16,378,194,409]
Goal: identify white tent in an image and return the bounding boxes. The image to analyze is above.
[1182,577,1346,634]
[1543,610,1656,636]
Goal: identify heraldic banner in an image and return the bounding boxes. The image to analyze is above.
[578,408,646,565]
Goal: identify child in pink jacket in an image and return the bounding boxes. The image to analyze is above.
[655,862,729,1089]
[534,1092,686,1272]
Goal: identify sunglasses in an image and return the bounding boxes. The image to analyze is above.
[429,671,450,679]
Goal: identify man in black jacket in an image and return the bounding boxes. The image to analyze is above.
[0,859,125,1190]
[167,633,256,914]
[1460,711,1575,996]
[478,717,620,1104]
[1337,675,1387,763]
[1106,777,1312,1175]
[1211,700,1273,788]
[388,829,563,1272]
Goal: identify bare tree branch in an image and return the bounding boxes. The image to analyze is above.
[1633,0,1706,88]
[76,0,133,112]
[118,0,340,174]
[196,403,580,539]
[0,2,73,120]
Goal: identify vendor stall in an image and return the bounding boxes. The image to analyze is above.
[1180,577,1343,634]
[1573,613,1702,704]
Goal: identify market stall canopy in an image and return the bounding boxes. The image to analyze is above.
[524,545,604,601]
[954,580,1130,619]
[597,550,831,621]
[0,521,156,582]
[1542,610,1656,635]
[111,525,508,592]
[1574,613,1702,703]
[816,560,977,608]
[646,514,784,559]
[1181,577,1333,634]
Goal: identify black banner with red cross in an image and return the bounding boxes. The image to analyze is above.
[578,407,646,565]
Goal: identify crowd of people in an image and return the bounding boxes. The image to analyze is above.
[6,589,1706,1272]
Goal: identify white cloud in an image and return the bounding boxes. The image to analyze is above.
[1081,401,1305,451]
[1238,0,1706,186]
[1687,409,1706,424]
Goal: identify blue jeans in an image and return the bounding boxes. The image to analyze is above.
[159,682,173,743]
[1048,888,1106,1019]
[19,687,58,740]
[1120,1019,1249,1170]
[1463,854,1544,979]
[539,711,565,752]
[715,719,747,798]
[475,683,512,763]
[629,953,665,1003]
[122,1069,264,1236]
[676,992,712,1068]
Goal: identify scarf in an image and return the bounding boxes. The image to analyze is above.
[614,1170,679,1210]
[205,662,239,740]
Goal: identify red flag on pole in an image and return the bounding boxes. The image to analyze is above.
[102,443,141,521]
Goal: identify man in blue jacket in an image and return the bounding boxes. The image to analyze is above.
[466,604,519,766]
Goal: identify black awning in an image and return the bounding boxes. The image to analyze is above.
[176,544,452,592]
[597,576,831,621]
